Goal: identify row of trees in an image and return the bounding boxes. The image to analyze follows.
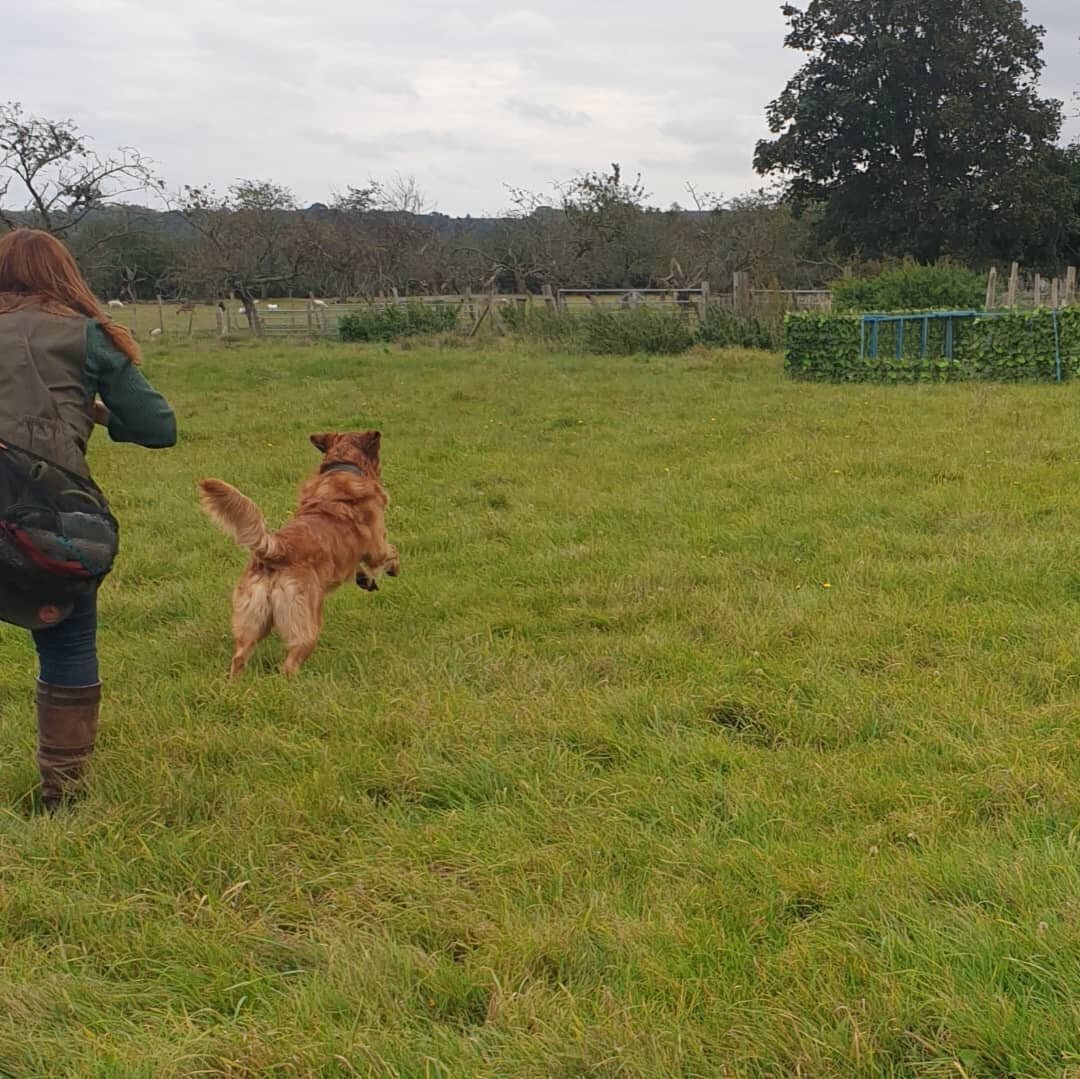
[2,1,1078,306]
[0,108,836,303]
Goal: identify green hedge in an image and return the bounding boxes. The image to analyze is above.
[502,305,697,355]
[786,308,1080,383]
[579,307,696,355]
[696,307,781,350]
[966,308,1080,382]
[831,262,985,314]
[338,302,459,342]
[785,313,863,381]
[503,304,780,355]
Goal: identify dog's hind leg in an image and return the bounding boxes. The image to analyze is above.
[230,573,273,678]
[272,575,324,677]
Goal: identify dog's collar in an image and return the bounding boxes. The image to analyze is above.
[319,461,366,478]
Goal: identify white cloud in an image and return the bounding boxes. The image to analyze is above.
[486,9,561,44]
[507,98,590,127]
[5,0,1078,215]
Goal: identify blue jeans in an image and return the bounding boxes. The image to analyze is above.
[31,589,99,687]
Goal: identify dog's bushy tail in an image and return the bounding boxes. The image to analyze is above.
[198,479,285,561]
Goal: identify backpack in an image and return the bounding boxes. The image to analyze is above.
[0,440,119,630]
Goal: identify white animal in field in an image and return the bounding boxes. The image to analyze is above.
[313,299,327,308]
[267,303,279,310]
[108,299,125,308]
[150,328,162,337]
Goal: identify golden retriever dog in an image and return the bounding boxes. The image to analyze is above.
[198,431,400,677]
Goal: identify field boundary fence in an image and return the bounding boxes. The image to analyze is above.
[985,262,1078,311]
[120,277,834,341]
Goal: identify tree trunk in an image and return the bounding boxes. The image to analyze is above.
[234,280,262,336]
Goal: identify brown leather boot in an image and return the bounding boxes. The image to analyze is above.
[36,682,101,810]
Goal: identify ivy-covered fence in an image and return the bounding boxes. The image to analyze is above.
[786,308,1080,383]
[966,308,1080,382]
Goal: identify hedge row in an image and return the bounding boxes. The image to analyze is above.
[501,304,783,355]
[337,300,786,355]
[830,262,986,314]
[967,308,1080,382]
[786,308,1080,383]
[338,302,459,342]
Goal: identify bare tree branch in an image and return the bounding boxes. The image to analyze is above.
[0,102,162,238]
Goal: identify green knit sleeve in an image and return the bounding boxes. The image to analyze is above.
[85,323,177,448]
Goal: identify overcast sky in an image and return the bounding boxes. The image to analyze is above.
[9,0,1080,216]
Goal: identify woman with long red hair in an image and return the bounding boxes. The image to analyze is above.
[0,228,176,810]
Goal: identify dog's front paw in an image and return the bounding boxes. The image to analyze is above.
[356,572,379,592]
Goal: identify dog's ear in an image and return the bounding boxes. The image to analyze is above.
[310,433,338,453]
[359,430,381,459]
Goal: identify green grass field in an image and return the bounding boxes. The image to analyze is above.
[1,339,1079,1077]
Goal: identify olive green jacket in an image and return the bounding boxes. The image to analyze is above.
[0,309,176,477]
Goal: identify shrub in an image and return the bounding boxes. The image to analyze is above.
[338,301,459,342]
[499,304,578,347]
[695,307,780,350]
[831,262,985,314]
[579,306,695,355]
[506,301,787,356]
[508,305,695,355]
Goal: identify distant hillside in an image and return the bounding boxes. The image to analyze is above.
[0,202,715,238]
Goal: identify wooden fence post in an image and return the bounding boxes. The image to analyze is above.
[1050,278,1060,310]
[489,290,507,336]
[698,281,710,322]
[1064,267,1077,307]
[468,292,495,337]
[984,266,997,310]
[306,293,315,335]
[1006,262,1019,308]
[215,305,225,337]
[733,271,751,316]
[1033,274,1043,308]
[157,295,165,335]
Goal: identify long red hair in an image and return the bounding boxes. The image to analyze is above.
[0,228,141,365]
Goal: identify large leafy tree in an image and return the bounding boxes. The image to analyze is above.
[754,0,1072,264]
[1063,141,1080,265]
